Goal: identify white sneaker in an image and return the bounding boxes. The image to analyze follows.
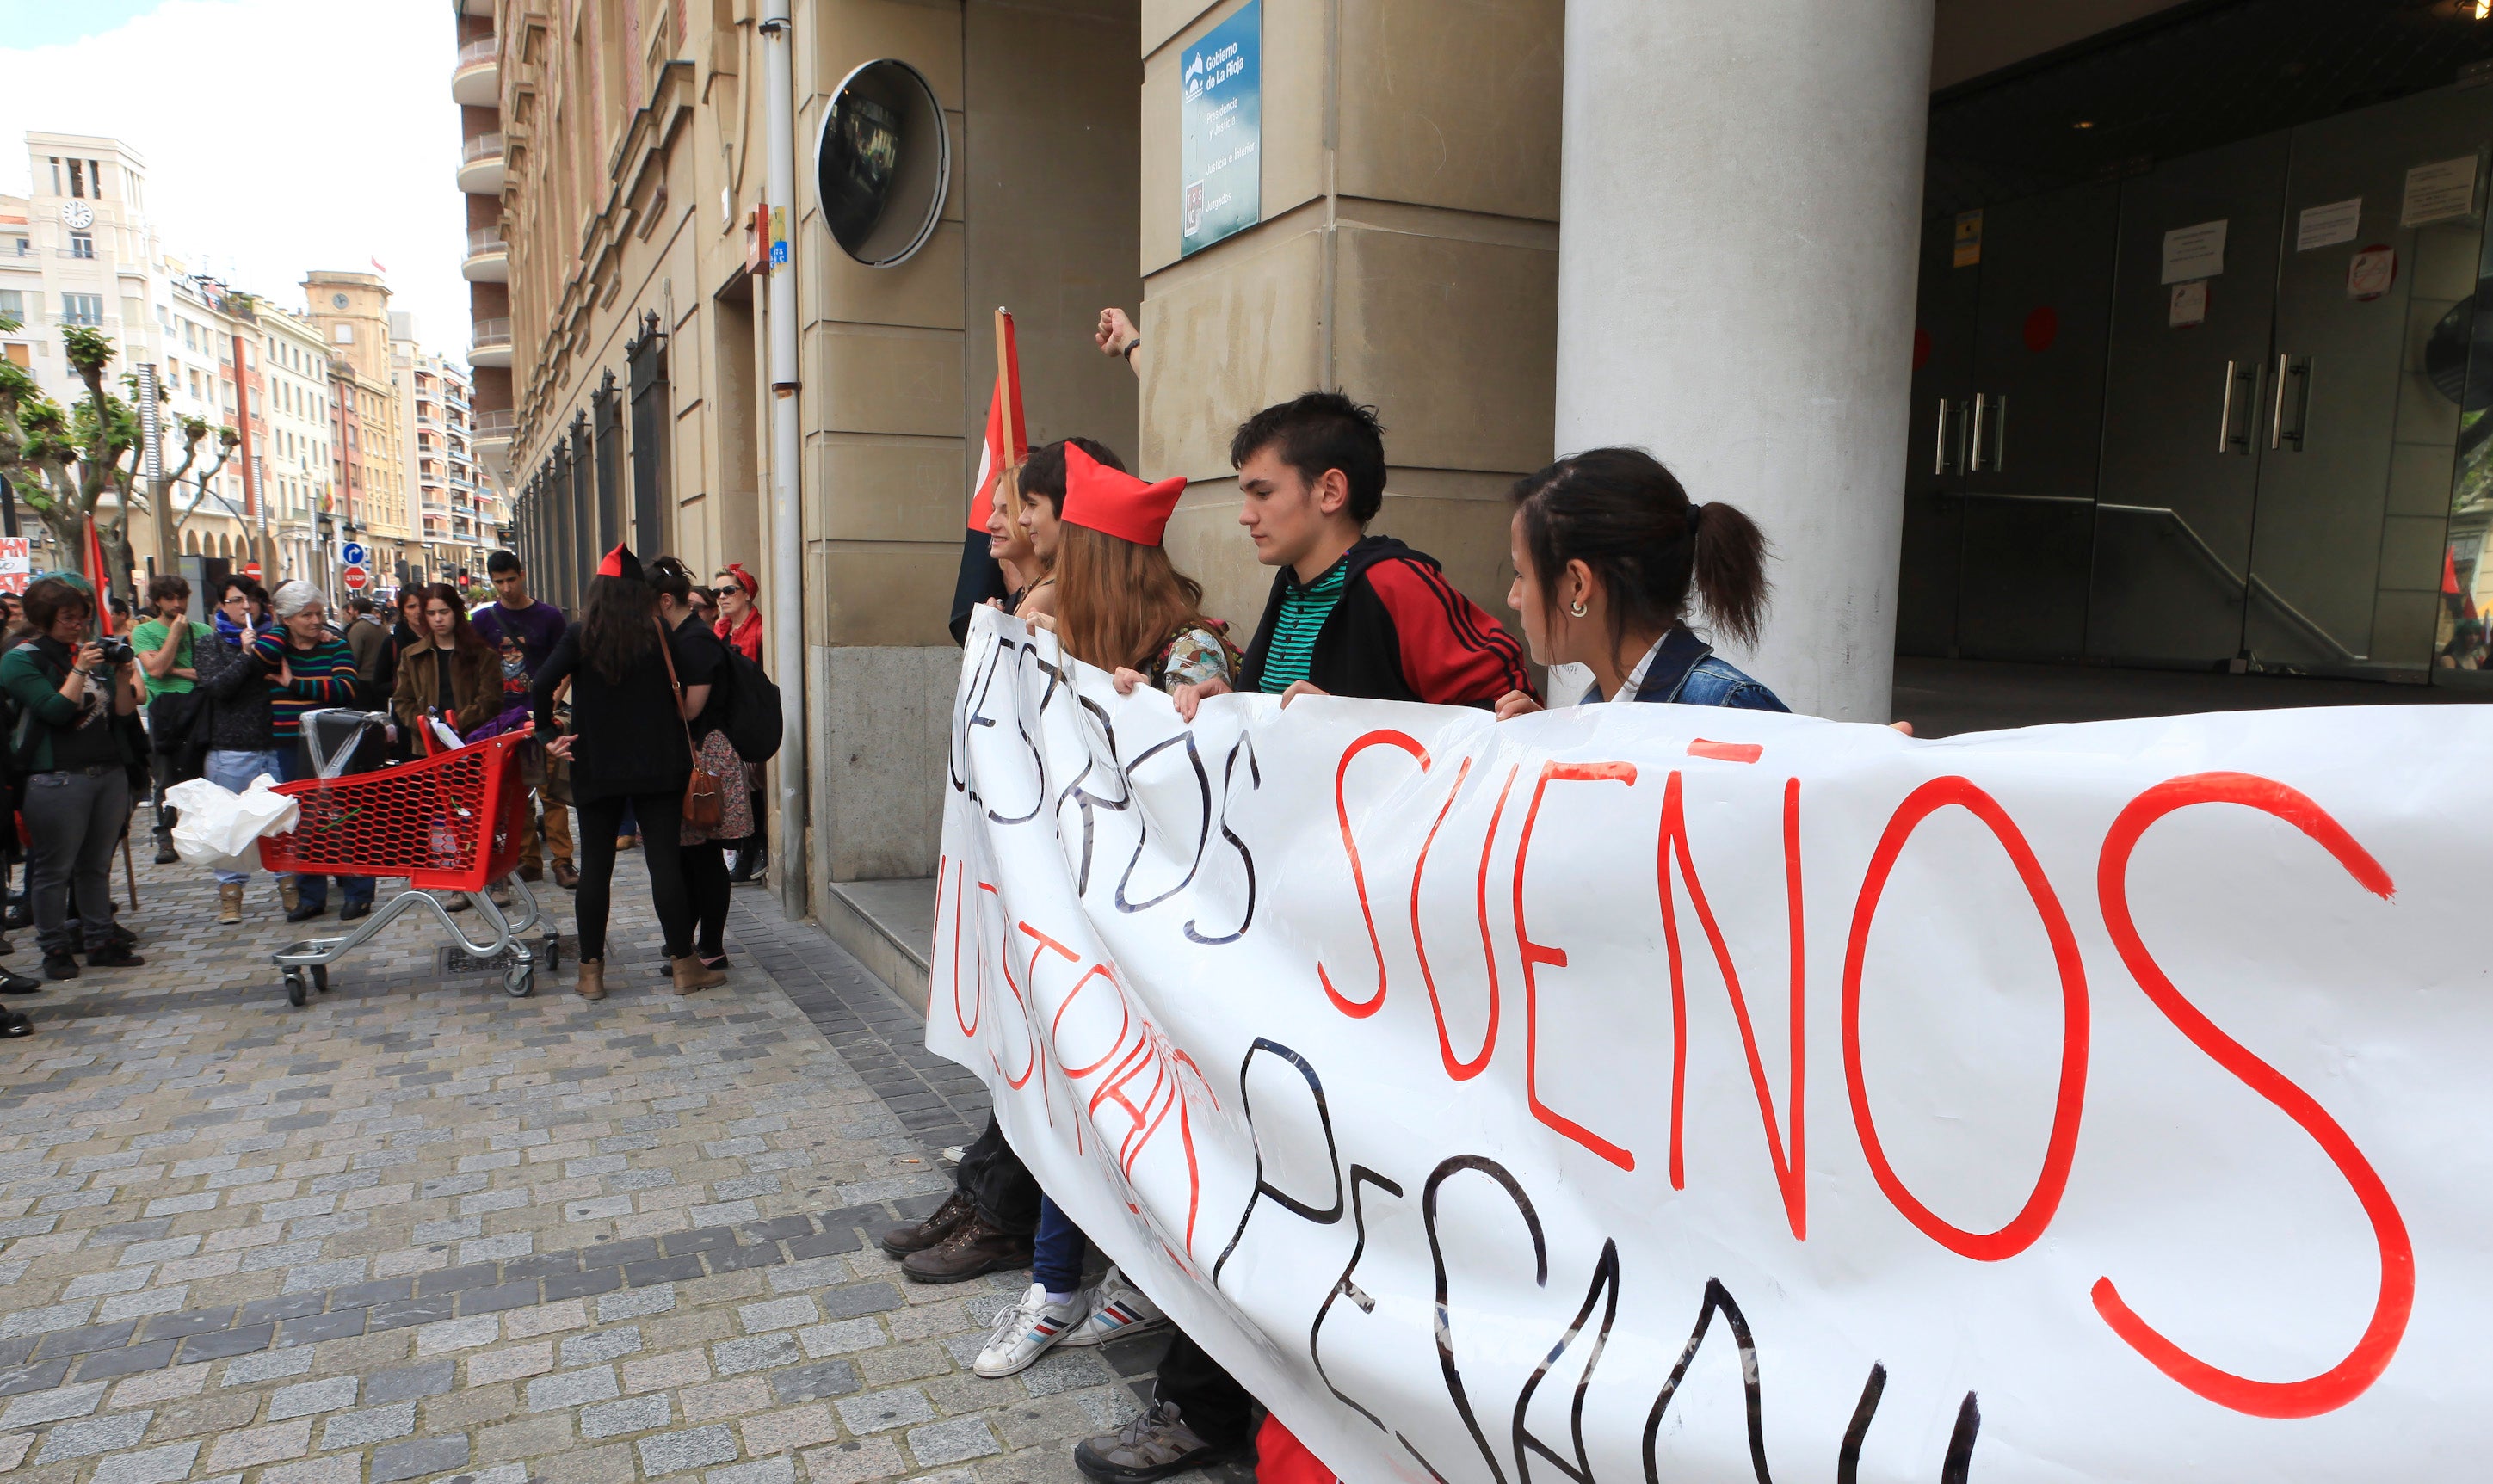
[974,1283,1083,1378]
[1059,1268,1168,1348]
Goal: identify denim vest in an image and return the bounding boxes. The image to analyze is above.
[1582,626,1788,712]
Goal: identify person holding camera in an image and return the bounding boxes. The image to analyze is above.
[1,578,145,980]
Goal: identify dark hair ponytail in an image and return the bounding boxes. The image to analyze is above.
[1508,447,1770,667]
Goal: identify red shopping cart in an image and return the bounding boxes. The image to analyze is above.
[256,721,559,1005]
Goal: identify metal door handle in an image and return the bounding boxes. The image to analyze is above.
[1968,393,1989,471]
[2271,354,2311,452]
[1934,398,1952,477]
[1989,394,2008,473]
[2219,360,2241,453]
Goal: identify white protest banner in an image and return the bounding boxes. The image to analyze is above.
[931,607,2490,1482]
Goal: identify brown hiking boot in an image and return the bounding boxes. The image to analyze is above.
[670,954,725,994]
[552,859,580,890]
[217,883,244,926]
[879,1189,973,1258]
[1072,1401,1243,1483]
[899,1213,1032,1284]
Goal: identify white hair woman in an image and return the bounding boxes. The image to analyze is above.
[252,581,375,921]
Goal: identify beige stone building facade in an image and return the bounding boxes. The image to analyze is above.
[470,0,2493,952]
[303,271,417,588]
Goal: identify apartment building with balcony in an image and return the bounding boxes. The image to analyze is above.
[0,133,185,567]
[406,347,484,582]
[456,0,515,496]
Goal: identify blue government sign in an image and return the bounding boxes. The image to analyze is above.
[340,542,367,568]
[1179,1,1262,257]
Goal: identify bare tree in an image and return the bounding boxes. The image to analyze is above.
[0,319,237,600]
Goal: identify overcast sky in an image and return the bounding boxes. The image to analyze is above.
[0,0,473,365]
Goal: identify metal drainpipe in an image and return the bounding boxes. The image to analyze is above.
[762,0,808,919]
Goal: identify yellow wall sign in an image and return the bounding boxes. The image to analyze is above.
[1953,210,1984,268]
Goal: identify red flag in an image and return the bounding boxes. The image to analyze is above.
[966,309,1027,533]
[84,520,112,633]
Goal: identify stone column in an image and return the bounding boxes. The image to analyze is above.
[1554,0,1933,722]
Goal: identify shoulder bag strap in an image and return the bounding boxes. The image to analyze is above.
[654,619,699,760]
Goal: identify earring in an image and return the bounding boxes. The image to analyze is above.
[1569,600,1587,617]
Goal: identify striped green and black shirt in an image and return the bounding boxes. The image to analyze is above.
[250,631,361,739]
[1256,555,1350,693]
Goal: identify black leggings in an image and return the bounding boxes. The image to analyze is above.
[682,841,730,958]
[574,791,692,962]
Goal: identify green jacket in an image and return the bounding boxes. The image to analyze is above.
[0,637,127,773]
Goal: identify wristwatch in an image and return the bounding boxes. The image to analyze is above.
[1121,336,1143,360]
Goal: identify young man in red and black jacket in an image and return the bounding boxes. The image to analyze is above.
[1169,390,1534,722]
[1077,387,1536,1484]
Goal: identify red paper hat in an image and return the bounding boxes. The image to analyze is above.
[1059,443,1186,547]
[597,544,642,582]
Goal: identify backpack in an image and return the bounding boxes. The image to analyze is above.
[718,643,782,763]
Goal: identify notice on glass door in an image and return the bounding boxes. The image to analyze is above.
[2296,197,2363,251]
[2160,219,2228,284]
[2402,157,2478,228]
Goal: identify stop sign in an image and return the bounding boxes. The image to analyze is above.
[342,564,370,591]
[242,561,262,581]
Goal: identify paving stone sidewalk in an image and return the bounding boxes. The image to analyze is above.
[0,829,1246,1484]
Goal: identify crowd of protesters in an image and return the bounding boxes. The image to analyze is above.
[0,540,777,1038]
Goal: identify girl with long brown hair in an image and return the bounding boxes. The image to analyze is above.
[1048,444,1231,693]
[392,583,503,738]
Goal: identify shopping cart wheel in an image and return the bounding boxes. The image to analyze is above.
[503,964,534,999]
[283,968,307,1007]
[310,965,330,994]
[544,934,562,971]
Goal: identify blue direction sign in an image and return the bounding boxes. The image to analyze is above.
[340,542,367,567]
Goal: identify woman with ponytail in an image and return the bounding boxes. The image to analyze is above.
[1495,446,1786,717]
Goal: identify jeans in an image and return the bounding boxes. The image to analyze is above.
[278,746,373,910]
[1033,1196,1087,1296]
[573,791,692,961]
[23,767,131,956]
[202,749,284,887]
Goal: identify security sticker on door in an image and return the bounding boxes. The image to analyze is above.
[2402,157,2478,228]
[2348,244,2397,302]
[2160,219,2227,283]
[2168,280,2208,329]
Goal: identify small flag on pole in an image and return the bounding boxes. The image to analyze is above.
[966,308,1027,533]
[84,520,111,631]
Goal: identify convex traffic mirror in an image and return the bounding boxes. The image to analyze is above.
[814,58,948,268]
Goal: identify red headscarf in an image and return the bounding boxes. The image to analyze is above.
[715,563,763,662]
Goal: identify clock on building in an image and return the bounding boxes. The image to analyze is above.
[331,293,349,309]
[59,201,92,229]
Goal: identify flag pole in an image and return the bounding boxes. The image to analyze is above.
[994,308,1021,459]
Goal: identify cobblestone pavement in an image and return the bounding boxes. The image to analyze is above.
[0,828,1250,1484]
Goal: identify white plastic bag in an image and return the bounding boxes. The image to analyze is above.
[166,774,300,872]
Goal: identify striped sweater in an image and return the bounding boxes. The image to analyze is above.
[249,631,361,738]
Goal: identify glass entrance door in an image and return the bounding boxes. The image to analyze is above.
[2244,94,2490,675]
[2087,131,2292,669]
